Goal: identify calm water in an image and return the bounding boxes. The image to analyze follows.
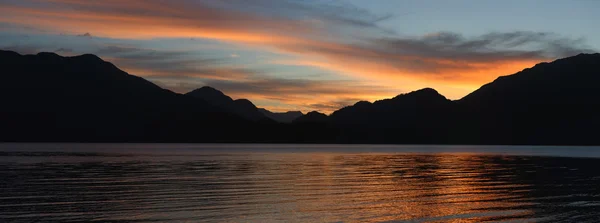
[1,144,600,222]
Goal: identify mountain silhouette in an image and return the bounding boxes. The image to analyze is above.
[456,53,600,145]
[331,88,452,126]
[258,109,304,123]
[0,50,261,142]
[185,86,266,121]
[2,49,600,144]
[327,88,455,143]
[292,111,329,124]
[323,53,600,144]
[185,86,233,107]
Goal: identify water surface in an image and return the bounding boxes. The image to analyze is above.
[1,144,600,222]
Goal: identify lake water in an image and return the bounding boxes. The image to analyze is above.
[1,144,600,222]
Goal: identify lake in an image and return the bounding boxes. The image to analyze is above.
[1,144,600,222]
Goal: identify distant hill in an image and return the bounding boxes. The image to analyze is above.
[2,49,600,145]
[185,86,266,121]
[292,111,329,124]
[259,109,303,123]
[185,86,305,123]
[327,88,455,143]
[330,88,452,126]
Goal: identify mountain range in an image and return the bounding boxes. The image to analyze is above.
[258,109,304,123]
[1,49,599,144]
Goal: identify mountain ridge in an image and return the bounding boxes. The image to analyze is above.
[2,49,600,144]
[185,86,268,121]
[258,109,304,123]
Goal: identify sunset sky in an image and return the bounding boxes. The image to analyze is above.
[1,0,598,113]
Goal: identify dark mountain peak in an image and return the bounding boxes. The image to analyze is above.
[572,52,600,58]
[72,54,103,62]
[461,51,600,105]
[0,50,262,142]
[3,50,144,83]
[524,52,600,71]
[198,86,220,91]
[414,87,439,94]
[293,111,328,124]
[0,50,21,58]
[330,87,452,127]
[354,101,372,107]
[233,99,258,109]
[331,100,371,115]
[185,87,267,121]
[284,111,304,116]
[258,108,304,123]
[1,49,217,112]
[555,52,600,66]
[35,52,63,61]
[259,108,303,116]
[186,86,233,103]
[393,88,445,100]
[30,52,104,63]
[36,52,60,57]
[189,86,225,95]
[306,111,326,116]
[231,99,265,121]
[330,100,372,119]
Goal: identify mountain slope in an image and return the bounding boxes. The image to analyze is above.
[2,50,600,144]
[292,111,329,124]
[328,88,456,143]
[319,53,600,144]
[185,86,266,121]
[258,109,303,123]
[0,50,253,142]
[456,53,600,144]
[331,88,453,126]
[461,53,600,107]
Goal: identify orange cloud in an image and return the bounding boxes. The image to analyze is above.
[146,72,397,113]
[0,1,315,43]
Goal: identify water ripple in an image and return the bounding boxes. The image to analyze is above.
[1,148,600,222]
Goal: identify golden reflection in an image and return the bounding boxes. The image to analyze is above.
[254,153,535,223]
[7,149,597,222]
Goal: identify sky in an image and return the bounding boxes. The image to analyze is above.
[1,0,598,113]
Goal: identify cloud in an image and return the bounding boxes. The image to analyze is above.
[148,74,396,113]
[203,77,395,112]
[0,39,396,113]
[307,98,364,112]
[1,1,592,80]
[276,31,593,77]
[95,45,252,81]
[54,47,72,53]
[381,31,592,62]
[0,22,51,33]
[83,44,399,113]
[0,0,596,111]
[0,0,327,40]
[77,32,92,38]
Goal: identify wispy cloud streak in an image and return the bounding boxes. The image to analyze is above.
[0,0,595,111]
